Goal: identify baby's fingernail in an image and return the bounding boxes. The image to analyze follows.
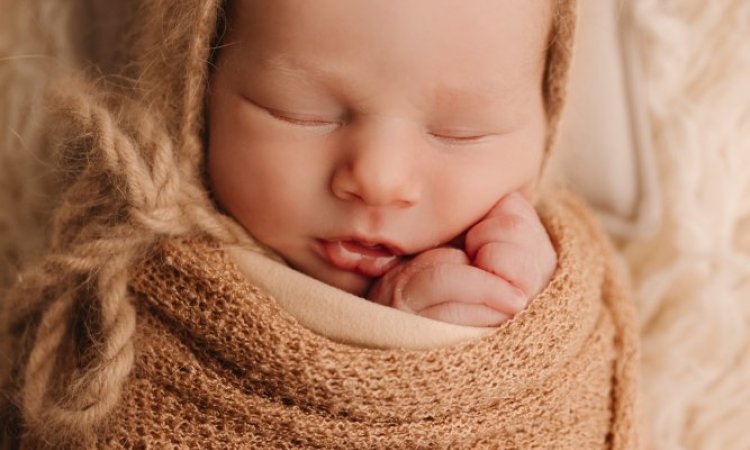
[510,290,528,312]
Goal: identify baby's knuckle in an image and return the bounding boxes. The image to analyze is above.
[428,264,453,284]
[473,244,499,270]
[464,225,485,256]
[427,247,467,264]
[474,242,513,274]
[493,213,526,232]
[465,216,519,256]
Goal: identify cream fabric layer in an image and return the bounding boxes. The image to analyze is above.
[226,246,492,351]
[550,0,660,240]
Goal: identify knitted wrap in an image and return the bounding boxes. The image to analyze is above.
[94,191,639,449]
[0,0,578,447]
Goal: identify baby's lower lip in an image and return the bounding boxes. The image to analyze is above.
[317,240,401,277]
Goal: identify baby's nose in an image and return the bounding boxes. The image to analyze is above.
[330,122,421,208]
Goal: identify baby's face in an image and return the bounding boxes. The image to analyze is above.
[208,0,551,296]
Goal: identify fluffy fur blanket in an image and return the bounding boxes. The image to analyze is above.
[620,1,750,448]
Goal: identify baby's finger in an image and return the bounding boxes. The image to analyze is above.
[410,247,470,267]
[419,302,512,327]
[485,191,536,220]
[472,240,542,297]
[465,198,545,260]
[368,247,468,307]
[464,213,525,259]
[395,263,526,317]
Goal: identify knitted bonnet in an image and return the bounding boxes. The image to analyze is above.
[123,0,577,171]
[1,0,577,443]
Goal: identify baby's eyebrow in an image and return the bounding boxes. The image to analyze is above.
[244,53,519,115]
[250,54,340,82]
[427,77,530,117]
[431,84,501,109]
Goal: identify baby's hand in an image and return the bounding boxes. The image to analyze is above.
[367,192,556,327]
[368,247,527,327]
[464,192,556,301]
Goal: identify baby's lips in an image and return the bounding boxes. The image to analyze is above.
[320,240,402,278]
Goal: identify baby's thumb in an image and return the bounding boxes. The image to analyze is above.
[368,248,468,308]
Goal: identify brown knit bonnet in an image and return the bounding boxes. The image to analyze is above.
[1,0,577,445]
[138,0,577,174]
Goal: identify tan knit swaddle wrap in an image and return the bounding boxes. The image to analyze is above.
[100,190,639,449]
[0,0,642,448]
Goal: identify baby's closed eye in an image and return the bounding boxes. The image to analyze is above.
[427,131,492,145]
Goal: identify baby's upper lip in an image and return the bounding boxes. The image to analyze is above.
[323,235,408,256]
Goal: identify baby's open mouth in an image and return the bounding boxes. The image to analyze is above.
[318,239,403,277]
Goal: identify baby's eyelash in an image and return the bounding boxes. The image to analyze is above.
[241,95,340,128]
[269,110,339,127]
[429,133,488,144]
[260,103,345,129]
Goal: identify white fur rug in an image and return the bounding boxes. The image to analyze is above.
[1,1,749,448]
[623,0,750,448]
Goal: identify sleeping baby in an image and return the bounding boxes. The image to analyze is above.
[1,0,644,448]
[208,0,556,327]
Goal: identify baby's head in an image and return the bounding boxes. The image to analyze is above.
[207,0,566,295]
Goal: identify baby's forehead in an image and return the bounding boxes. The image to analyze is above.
[222,1,552,98]
[225,1,552,64]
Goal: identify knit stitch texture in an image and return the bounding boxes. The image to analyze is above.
[94,191,640,449]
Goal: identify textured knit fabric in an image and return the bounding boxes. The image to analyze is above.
[83,190,640,449]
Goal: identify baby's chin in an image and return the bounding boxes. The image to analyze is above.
[317,269,374,298]
[289,258,374,298]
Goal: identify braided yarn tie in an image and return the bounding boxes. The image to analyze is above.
[10,73,272,444]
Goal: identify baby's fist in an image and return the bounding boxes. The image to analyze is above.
[464,192,556,300]
[368,248,526,327]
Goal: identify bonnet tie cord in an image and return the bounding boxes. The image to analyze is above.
[4,87,244,444]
